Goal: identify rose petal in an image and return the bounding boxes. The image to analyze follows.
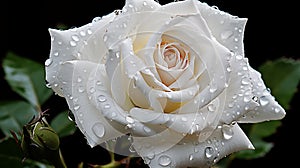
[220,54,285,124]
[59,60,126,147]
[220,55,258,124]
[196,1,247,56]
[161,0,199,15]
[133,123,253,168]
[106,39,146,110]
[238,67,286,123]
[46,12,116,96]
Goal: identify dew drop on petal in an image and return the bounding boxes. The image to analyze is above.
[71,35,80,42]
[87,29,92,34]
[241,77,250,85]
[204,146,214,158]
[209,84,217,93]
[274,107,281,113]
[97,95,107,102]
[103,35,108,42]
[92,122,105,138]
[78,86,85,93]
[74,105,80,111]
[70,41,77,47]
[221,125,234,140]
[146,151,155,160]
[53,51,59,57]
[158,155,171,167]
[126,116,135,124]
[207,104,216,112]
[80,31,86,36]
[189,154,194,161]
[259,96,269,106]
[143,126,151,133]
[45,83,52,88]
[263,88,271,96]
[45,59,53,67]
[235,55,243,60]
[104,104,111,109]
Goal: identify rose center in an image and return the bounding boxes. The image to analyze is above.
[160,41,190,70]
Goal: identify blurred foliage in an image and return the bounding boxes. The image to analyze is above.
[0,52,299,167]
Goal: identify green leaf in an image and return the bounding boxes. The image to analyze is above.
[0,138,54,168]
[0,101,36,137]
[50,111,76,138]
[2,52,53,109]
[259,58,300,109]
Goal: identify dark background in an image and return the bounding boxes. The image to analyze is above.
[2,0,299,167]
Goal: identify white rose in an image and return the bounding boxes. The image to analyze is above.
[45,0,286,167]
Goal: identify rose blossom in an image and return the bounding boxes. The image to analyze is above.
[45,0,286,167]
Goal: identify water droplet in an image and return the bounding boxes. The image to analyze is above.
[77,77,82,83]
[207,104,216,112]
[68,111,75,121]
[78,87,85,93]
[96,81,103,86]
[189,154,194,161]
[74,105,80,111]
[53,52,59,57]
[209,84,217,93]
[116,52,120,58]
[143,1,147,6]
[45,59,53,67]
[89,87,95,93]
[234,38,239,42]
[259,96,269,106]
[204,146,214,158]
[220,31,233,40]
[92,16,101,22]
[263,88,271,96]
[71,35,79,42]
[92,122,105,138]
[222,124,234,140]
[235,55,243,60]
[241,77,250,85]
[103,35,108,42]
[98,95,107,102]
[80,31,86,36]
[158,155,171,167]
[126,116,134,124]
[274,107,281,113]
[146,151,155,160]
[45,83,52,88]
[143,126,151,133]
[70,41,77,47]
[87,29,92,34]
[226,67,232,72]
[104,104,111,109]
[251,96,258,103]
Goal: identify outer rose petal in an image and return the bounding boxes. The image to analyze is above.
[46,12,116,96]
[196,1,247,56]
[238,67,286,123]
[132,123,253,168]
[58,61,126,147]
